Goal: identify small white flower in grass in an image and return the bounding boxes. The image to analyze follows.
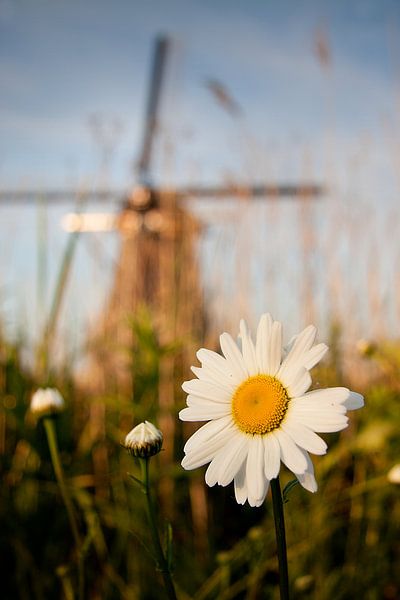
[30,388,65,418]
[179,314,364,507]
[387,464,400,484]
[124,421,163,458]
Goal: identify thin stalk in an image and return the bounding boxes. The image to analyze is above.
[38,229,80,378]
[271,477,290,600]
[140,458,177,600]
[37,193,86,379]
[43,417,84,600]
[36,195,48,333]
[45,229,80,345]
[56,566,75,600]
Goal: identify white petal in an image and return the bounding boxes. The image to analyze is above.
[184,415,233,453]
[205,434,249,487]
[289,324,316,355]
[186,395,229,408]
[182,422,236,470]
[182,379,231,402]
[255,317,282,375]
[288,397,347,418]
[196,348,240,383]
[278,325,316,379]
[278,362,310,393]
[239,319,258,375]
[282,334,297,359]
[298,471,317,493]
[218,436,249,486]
[286,368,312,398]
[287,408,348,432]
[196,348,230,372]
[302,343,328,369]
[191,366,236,391]
[255,313,272,373]
[268,321,283,375]
[263,433,281,479]
[280,418,327,455]
[343,391,364,410]
[246,436,266,503]
[273,429,308,474]
[234,460,248,504]
[289,400,346,415]
[302,387,349,401]
[220,333,248,380]
[179,403,231,421]
[292,387,350,410]
[295,449,318,492]
[247,477,269,507]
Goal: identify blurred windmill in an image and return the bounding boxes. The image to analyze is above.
[0,34,324,365]
[0,34,324,528]
[63,36,323,345]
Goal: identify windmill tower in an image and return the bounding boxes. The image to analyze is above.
[79,34,324,381]
[85,37,204,390]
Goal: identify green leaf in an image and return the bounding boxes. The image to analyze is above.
[165,522,174,572]
[129,528,157,564]
[128,473,146,492]
[282,479,299,503]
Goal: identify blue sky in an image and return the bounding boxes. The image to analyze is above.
[0,0,399,351]
[1,0,399,188]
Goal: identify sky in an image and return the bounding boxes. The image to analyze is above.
[1,0,400,188]
[0,0,400,353]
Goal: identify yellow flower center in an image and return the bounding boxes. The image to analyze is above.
[231,375,289,435]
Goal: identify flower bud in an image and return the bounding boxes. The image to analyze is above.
[30,388,65,418]
[124,421,163,458]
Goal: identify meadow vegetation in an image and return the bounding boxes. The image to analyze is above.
[0,313,399,599]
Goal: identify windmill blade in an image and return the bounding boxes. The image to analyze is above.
[0,189,123,204]
[136,35,170,185]
[0,36,171,207]
[62,212,119,232]
[173,182,324,199]
[0,180,324,207]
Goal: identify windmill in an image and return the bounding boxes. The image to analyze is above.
[0,34,323,528]
[0,33,323,368]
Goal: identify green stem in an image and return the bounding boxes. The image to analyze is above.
[140,458,177,600]
[37,195,86,380]
[56,566,75,600]
[271,477,290,600]
[43,417,84,600]
[38,230,80,379]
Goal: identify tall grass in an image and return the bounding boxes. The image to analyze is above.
[1,143,399,597]
[0,310,399,599]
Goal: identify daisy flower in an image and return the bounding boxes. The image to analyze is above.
[179,314,364,507]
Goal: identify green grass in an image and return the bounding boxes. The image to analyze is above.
[0,318,399,600]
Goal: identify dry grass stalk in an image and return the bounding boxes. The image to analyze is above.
[83,191,207,531]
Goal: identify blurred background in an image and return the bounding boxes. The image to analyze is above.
[0,1,399,599]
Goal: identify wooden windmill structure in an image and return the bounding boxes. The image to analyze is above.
[64,35,324,375]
